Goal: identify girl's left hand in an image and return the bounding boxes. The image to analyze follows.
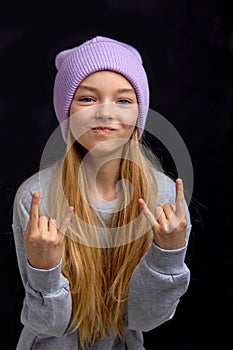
[139,178,187,250]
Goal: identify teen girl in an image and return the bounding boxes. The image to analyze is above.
[12,36,192,350]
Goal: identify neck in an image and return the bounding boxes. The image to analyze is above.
[86,157,121,201]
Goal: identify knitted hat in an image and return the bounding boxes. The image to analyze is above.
[53,36,149,141]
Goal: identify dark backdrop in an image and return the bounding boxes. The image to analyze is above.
[1,1,232,349]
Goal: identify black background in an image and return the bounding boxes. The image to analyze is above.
[0,0,232,349]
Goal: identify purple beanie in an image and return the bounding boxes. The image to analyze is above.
[53,36,150,141]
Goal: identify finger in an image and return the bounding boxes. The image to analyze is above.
[28,192,40,231]
[38,216,49,231]
[139,198,158,228]
[160,203,175,220]
[175,179,185,218]
[154,205,166,222]
[49,218,58,233]
[161,203,181,232]
[59,207,74,235]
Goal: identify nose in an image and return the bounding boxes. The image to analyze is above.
[95,103,115,121]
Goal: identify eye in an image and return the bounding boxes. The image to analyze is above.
[79,97,95,103]
[117,99,131,104]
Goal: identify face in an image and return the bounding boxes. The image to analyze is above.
[69,71,139,153]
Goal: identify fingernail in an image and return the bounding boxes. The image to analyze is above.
[68,207,74,216]
[177,179,182,189]
[138,199,144,208]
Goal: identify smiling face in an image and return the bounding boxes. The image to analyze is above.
[69,71,139,153]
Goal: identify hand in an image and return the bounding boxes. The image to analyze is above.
[139,178,187,250]
[24,192,74,269]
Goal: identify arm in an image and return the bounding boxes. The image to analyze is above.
[21,257,72,337]
[127,233,190,331]
[128,177,192,331]
[12,180,73,337]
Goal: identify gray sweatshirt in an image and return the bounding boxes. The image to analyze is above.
[12,162,192,350]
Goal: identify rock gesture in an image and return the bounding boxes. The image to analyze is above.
[24,192,74,270]
[139,178,187,250]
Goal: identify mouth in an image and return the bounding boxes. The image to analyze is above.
[91,125,116,134]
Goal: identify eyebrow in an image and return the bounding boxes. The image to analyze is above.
[78,85,135,94]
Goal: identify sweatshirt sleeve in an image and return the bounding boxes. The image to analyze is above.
[11,171,72,337]
[127,171,192,331]
[127,238,190,331]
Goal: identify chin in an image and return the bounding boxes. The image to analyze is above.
[85,139,128,157]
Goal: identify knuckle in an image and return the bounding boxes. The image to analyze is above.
[48,236,56,244]
[25,233,37,244]
[40,233,48,242]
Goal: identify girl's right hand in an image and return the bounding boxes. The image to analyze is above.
[24,192,74,270]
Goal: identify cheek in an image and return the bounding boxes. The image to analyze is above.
[69,100,81,117]
[118,105,139,127]
[69,110,91,140]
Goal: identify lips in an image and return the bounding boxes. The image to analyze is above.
[92,126,115,136]
[91,125,116,135]
[91,125,116,131]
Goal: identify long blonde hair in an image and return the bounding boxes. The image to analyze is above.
[47,128,158,349]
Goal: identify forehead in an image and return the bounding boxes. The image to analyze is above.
[80,70,134,89]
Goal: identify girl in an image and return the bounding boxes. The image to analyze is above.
[12,36,192,350]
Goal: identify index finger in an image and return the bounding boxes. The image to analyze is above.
[28,192,40,231]
[59,207,74,235]
[175,179,185,218]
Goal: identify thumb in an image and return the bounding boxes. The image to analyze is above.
[59,207,74,235]
[139,198,157,228]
